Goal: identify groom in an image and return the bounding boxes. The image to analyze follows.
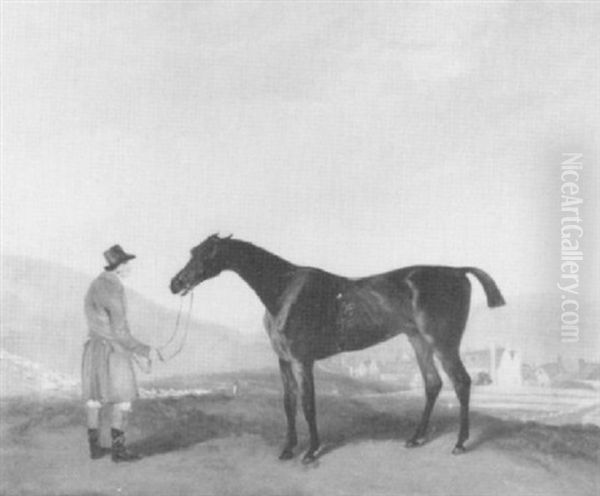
[82,245,159,462]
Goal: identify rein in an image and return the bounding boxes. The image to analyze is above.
[158,291,194,362]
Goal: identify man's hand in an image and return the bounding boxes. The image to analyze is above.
[136,355,152,374]
[149,347,163,363]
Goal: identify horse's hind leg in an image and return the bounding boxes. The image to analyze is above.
[409,270,472,453]
[278,359,298,460]
[436,349,471,454]
[406,333,442,448]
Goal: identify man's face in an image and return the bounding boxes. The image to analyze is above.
[116,261,132,279]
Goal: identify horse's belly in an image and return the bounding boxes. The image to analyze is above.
[336,289,414,352]
[339,322,398,352]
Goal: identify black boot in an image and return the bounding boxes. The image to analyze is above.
[110,428,141,463]
[87,428,109,460]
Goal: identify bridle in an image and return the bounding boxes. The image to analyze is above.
[157,290,195,362]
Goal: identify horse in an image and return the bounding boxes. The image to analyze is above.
[170,234,506,463]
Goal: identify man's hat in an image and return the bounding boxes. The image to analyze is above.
[103,245,136,271]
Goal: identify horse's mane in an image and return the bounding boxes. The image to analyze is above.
[226,238,296,272]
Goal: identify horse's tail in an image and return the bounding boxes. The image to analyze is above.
[462,267,506,308]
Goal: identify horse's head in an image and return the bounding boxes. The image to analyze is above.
[170,233,232,295]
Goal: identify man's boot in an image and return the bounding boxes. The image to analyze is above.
[87,428,109,459]
[110,428,141,462]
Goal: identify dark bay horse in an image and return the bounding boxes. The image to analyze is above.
[170,234,506,462]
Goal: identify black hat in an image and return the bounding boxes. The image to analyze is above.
[103,245,136,271]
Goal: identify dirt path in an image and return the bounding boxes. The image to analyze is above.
[2,373,599,496]
[2,423,597,496]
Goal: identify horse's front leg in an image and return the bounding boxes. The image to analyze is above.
[278,359,298,460]
[293,360,320,463]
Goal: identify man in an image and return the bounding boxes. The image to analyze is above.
[82,245,159,462]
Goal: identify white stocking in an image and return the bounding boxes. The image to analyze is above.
[86,400,102,429]
[111,402,132,431]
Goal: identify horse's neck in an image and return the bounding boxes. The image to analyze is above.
[224,240,296,315]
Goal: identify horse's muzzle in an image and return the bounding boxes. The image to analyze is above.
[170,276,185,295]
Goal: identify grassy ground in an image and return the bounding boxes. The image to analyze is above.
[1,370,599,496]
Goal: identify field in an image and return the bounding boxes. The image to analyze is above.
[1,370,599,496]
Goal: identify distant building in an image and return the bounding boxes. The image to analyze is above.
[578,359,600,381]
[351,359,380,379]
[534,356,567,387]
[463,346,505,377]
[462,344,523,388]
[535,367,552,387]
[329,350,418,386]
[521,363,537,384]
[496,348,523,388]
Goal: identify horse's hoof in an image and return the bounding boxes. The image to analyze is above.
[301,447,321,464]
[452,445,466,455]
[405,438,425,448]
[279,449,295,460]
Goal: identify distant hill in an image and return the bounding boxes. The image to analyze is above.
[0,348,79,396]
[0,256,274,381]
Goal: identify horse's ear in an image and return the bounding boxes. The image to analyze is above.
[208,232,232,241]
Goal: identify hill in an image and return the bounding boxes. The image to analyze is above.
[0,348,79,396]
[0,256,274,382]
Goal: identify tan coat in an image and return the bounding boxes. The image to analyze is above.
[82,271,150,403]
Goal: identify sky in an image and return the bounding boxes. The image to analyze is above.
[2,1,599,332]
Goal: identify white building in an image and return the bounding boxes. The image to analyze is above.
[496,347,523,389]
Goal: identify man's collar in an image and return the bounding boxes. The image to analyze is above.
[101,270,123,285]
